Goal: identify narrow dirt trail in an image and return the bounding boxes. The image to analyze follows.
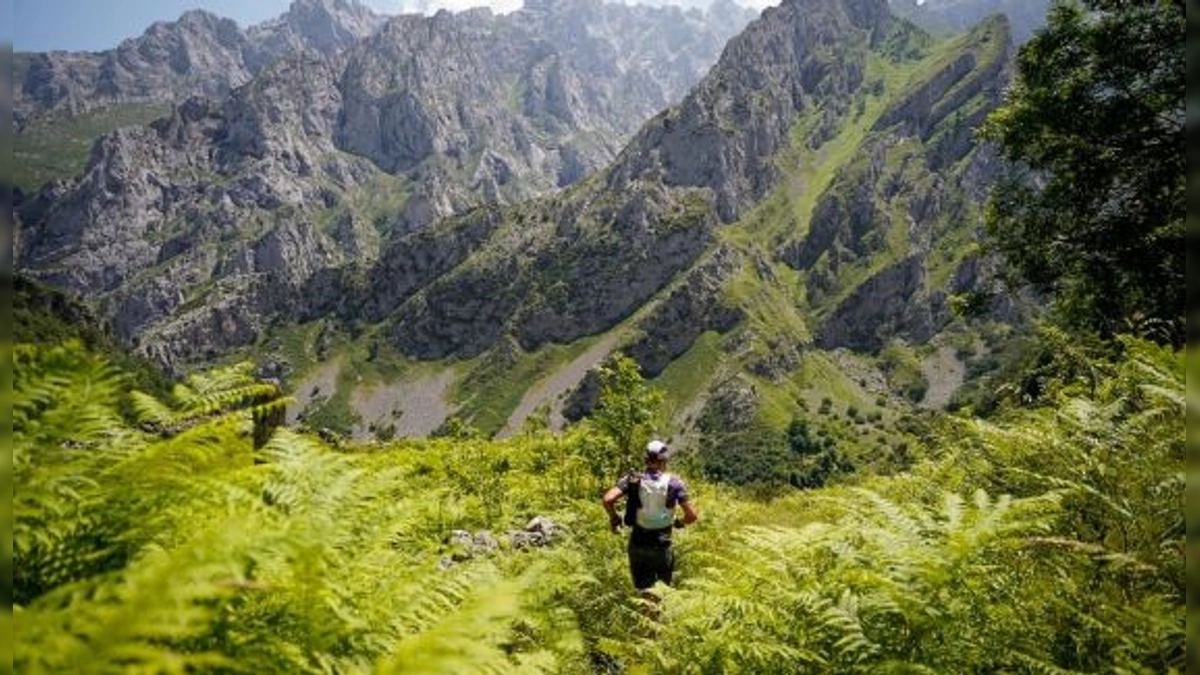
[498,333,623,438]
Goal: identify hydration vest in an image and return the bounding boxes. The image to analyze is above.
[634,472,674,530]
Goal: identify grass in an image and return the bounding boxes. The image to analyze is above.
[652,330,725,426]
[796,351,877,414]
[453,336,605,437]
[721,257,811,343]
[14,102,171,193]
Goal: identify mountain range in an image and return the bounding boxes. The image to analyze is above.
[16,0,1039,446]
[15,0,756,358]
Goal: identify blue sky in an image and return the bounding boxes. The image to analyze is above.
[1,0,13,45]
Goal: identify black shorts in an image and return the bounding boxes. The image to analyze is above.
[628,542,674,590]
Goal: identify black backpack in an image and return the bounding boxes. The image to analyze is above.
[622,472,641,527]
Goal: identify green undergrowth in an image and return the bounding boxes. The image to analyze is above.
[13,334,1183,673]
[14,102,171,193]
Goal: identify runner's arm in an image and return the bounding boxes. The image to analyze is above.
[679,499,699,526]
[602,486,625,532]
[602,487,624,515]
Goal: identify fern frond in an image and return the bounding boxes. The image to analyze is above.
[128,390,175,428]
[379,565,563,675]
[180,361,259,398]
[1007,651,1090,675]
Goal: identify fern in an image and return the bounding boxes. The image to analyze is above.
[13,336,1181,673]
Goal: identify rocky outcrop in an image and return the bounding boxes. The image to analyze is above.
[384,184,719,360]
[782,143,885,272]
[625,245,745,377]
[779,16,1014,352]
[440,516,563,568]
[872,18,1010,147]
[342,205,508,322]
[606,0,894,222]
[14,0,383,129]
[814,256,946,351]
[697,376,760,433]
[560,244,745,421]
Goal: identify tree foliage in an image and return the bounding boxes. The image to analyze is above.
[981,0,1184,342]
[589,353,663,473]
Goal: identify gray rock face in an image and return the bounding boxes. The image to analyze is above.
[14,0,383,129]
[334,0,757,229]
[440,516,563,567]
[18,52,383,370]
[815,256,944,351]
[16,0,753,369]
[608,0,893,222]
[626,244,745,377]
[247,0,385,66]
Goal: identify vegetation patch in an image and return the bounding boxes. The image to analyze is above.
[14,102,171,192]
[652,330,724,427]
[454,337,602,436]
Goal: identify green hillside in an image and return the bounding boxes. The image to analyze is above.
[275,16,1025,476]
[11,333,1184,672]
[12,0,1184,669]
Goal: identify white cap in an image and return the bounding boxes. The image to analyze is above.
[645,439,670,459]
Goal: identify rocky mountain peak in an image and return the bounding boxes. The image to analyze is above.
[17,0,757,368]
[172,8,228,27]
[15,0,382,128]
[608,0,891,222]
[251,0,385,58]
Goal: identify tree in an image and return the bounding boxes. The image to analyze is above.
[981,0,1184,343]
[590,353,662,470]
